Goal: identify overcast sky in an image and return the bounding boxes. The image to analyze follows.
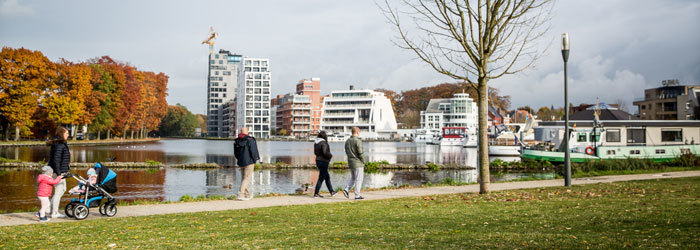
[1,0,698,114]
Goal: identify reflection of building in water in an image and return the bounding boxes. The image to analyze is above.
[424,169,478,184]
[205,154,237,166]
[362,172,395,189]
[164,168,207,201]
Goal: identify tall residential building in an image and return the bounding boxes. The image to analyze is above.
[633,79,700,120]
[206,49,242,137]
[236,57,271,138]
[222,99,236,137]
[320,86,397,139]
[420,92,478,132]
[276,94,312,138]
[296,78,322,134]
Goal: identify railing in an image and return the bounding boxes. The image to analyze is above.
[324,104,372,108]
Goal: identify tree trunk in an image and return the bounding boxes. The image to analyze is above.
[107,129,111,140]
[477,76,490,194]
[14,126,20,141]
[97,130,101,141]
[130,130,134,139]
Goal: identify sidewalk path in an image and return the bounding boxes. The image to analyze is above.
[2,171,699,227]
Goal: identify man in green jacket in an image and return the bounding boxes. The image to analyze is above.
[342,127,365,200]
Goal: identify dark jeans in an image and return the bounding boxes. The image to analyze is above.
[314,160,334,194]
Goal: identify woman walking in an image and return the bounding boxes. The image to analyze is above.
[47,127,71,218]
[313,131,336,198]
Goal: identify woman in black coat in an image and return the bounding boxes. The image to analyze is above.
[46,127,71,218]
[313,131,336,198]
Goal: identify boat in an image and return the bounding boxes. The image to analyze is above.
[413,128,440,143]
[326,132,348,142]
[440,127,466,146]
[489,145,521,156]
[521,120,700,163]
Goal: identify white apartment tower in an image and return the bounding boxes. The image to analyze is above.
[320,86,397,139]
[206,49,242,137]
[420,92,478,132]
[236,57,271,138]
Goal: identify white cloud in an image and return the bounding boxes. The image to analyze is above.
[0,0,34,17]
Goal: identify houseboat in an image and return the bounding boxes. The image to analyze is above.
[413,128,441,143]
[521,120,700,163]
[440,127,467,146]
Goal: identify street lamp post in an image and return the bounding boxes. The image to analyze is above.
[561,33,571,187]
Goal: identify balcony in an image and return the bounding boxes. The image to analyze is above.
[324,104,372,109]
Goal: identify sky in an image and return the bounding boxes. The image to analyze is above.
[1,0,698,115]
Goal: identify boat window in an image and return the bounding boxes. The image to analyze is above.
[655,149,666,154]
[680,148,691,155]
[577,133,587,142]
[606,129,620,142]
[661,129,682,142]
[589,132,600,142]
[627,128,646,146]
[629,150,641,155]
[607,150,615,155]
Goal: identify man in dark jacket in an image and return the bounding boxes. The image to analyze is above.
[234,127,260,200]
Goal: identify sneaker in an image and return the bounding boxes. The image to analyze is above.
[355,196,365,200]
[39,217,50,222]
[313,194,323,198]
[330,191,337,197]
[35,212,40,218]
[342,189,349,199]
[51,213,66,219]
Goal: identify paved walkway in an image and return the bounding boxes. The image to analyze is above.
[2,171,699,227]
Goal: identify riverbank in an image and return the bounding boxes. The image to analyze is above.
[1,172,698,248]
[0,138,161,147]
[165,136,406,142]
[0,161,220,169]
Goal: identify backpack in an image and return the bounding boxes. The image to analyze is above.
[233,138,246,159]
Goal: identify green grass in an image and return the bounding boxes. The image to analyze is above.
[2,177,699,248]
[571,166,700,178]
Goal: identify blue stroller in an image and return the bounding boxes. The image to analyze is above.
[64,163,118,220]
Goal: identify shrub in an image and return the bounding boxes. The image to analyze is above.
[426,163,440,172]
[145,160,161,166]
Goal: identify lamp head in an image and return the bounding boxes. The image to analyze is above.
[561,33,570,51]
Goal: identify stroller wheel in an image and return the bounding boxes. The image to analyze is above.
[65,202,77,218]
[73,204,89,220]
[104,203,117,217]
[99,203,106,215]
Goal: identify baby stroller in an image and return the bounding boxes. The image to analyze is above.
[64,163,118,220]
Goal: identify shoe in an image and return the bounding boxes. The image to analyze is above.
[39,217,50,222]
[51,213,66,219]
[355,196,365,200]
[342,189,349,199]
[330,191,337,197]
[35,212,40,218]
[313,194,323,198]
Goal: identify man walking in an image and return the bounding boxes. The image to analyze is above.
[234,127,260,201]
[343,127,365,200]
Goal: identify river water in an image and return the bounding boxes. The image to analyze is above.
[0,139,553,212]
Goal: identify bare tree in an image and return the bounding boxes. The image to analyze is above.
[380,0,552,193]
[613,99,629,113]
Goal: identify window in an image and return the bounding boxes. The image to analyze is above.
[215,54,219,59]
[577,133,587,142]
[627,128,646,145]
[215,71,219,75]
[661,129,682,142]
[210,60,215,64]
[629,150,641,155]
[655,149,666,154]
[223,71,231,76]
[219,60,223,64]
[605,129,620,142]
[589,132,600,142]
[607,150,616,155]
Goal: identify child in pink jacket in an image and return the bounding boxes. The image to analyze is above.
[37,166,63,222]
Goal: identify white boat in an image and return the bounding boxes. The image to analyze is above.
[488,145,521,156]
[440,127,466,146]
[413,128,440,143]
[326,133,348,142]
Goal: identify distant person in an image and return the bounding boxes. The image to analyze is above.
[46,127,71,218]
[234,127,260,201]
[36,166,64,222]
[313,131,336,198]
[342,127,365,200]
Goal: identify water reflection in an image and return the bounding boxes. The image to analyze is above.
[0,139,517,167]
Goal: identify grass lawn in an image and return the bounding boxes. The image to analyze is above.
[1,177,699,249]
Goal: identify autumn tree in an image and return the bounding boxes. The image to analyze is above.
[382,0,552,193]
[45,60,93,139]
[0,47,57,140]
[159,104,198,137]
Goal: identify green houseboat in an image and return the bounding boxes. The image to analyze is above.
[521,120,700,163]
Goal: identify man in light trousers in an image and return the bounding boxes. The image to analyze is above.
[233,127,260,201]
[342,127,365,200]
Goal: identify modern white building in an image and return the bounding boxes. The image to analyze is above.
[236,57,271,138]
[420,92,478,132]
[206,49,242,138]
[320,86,397,139]
[222,99,236,137]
